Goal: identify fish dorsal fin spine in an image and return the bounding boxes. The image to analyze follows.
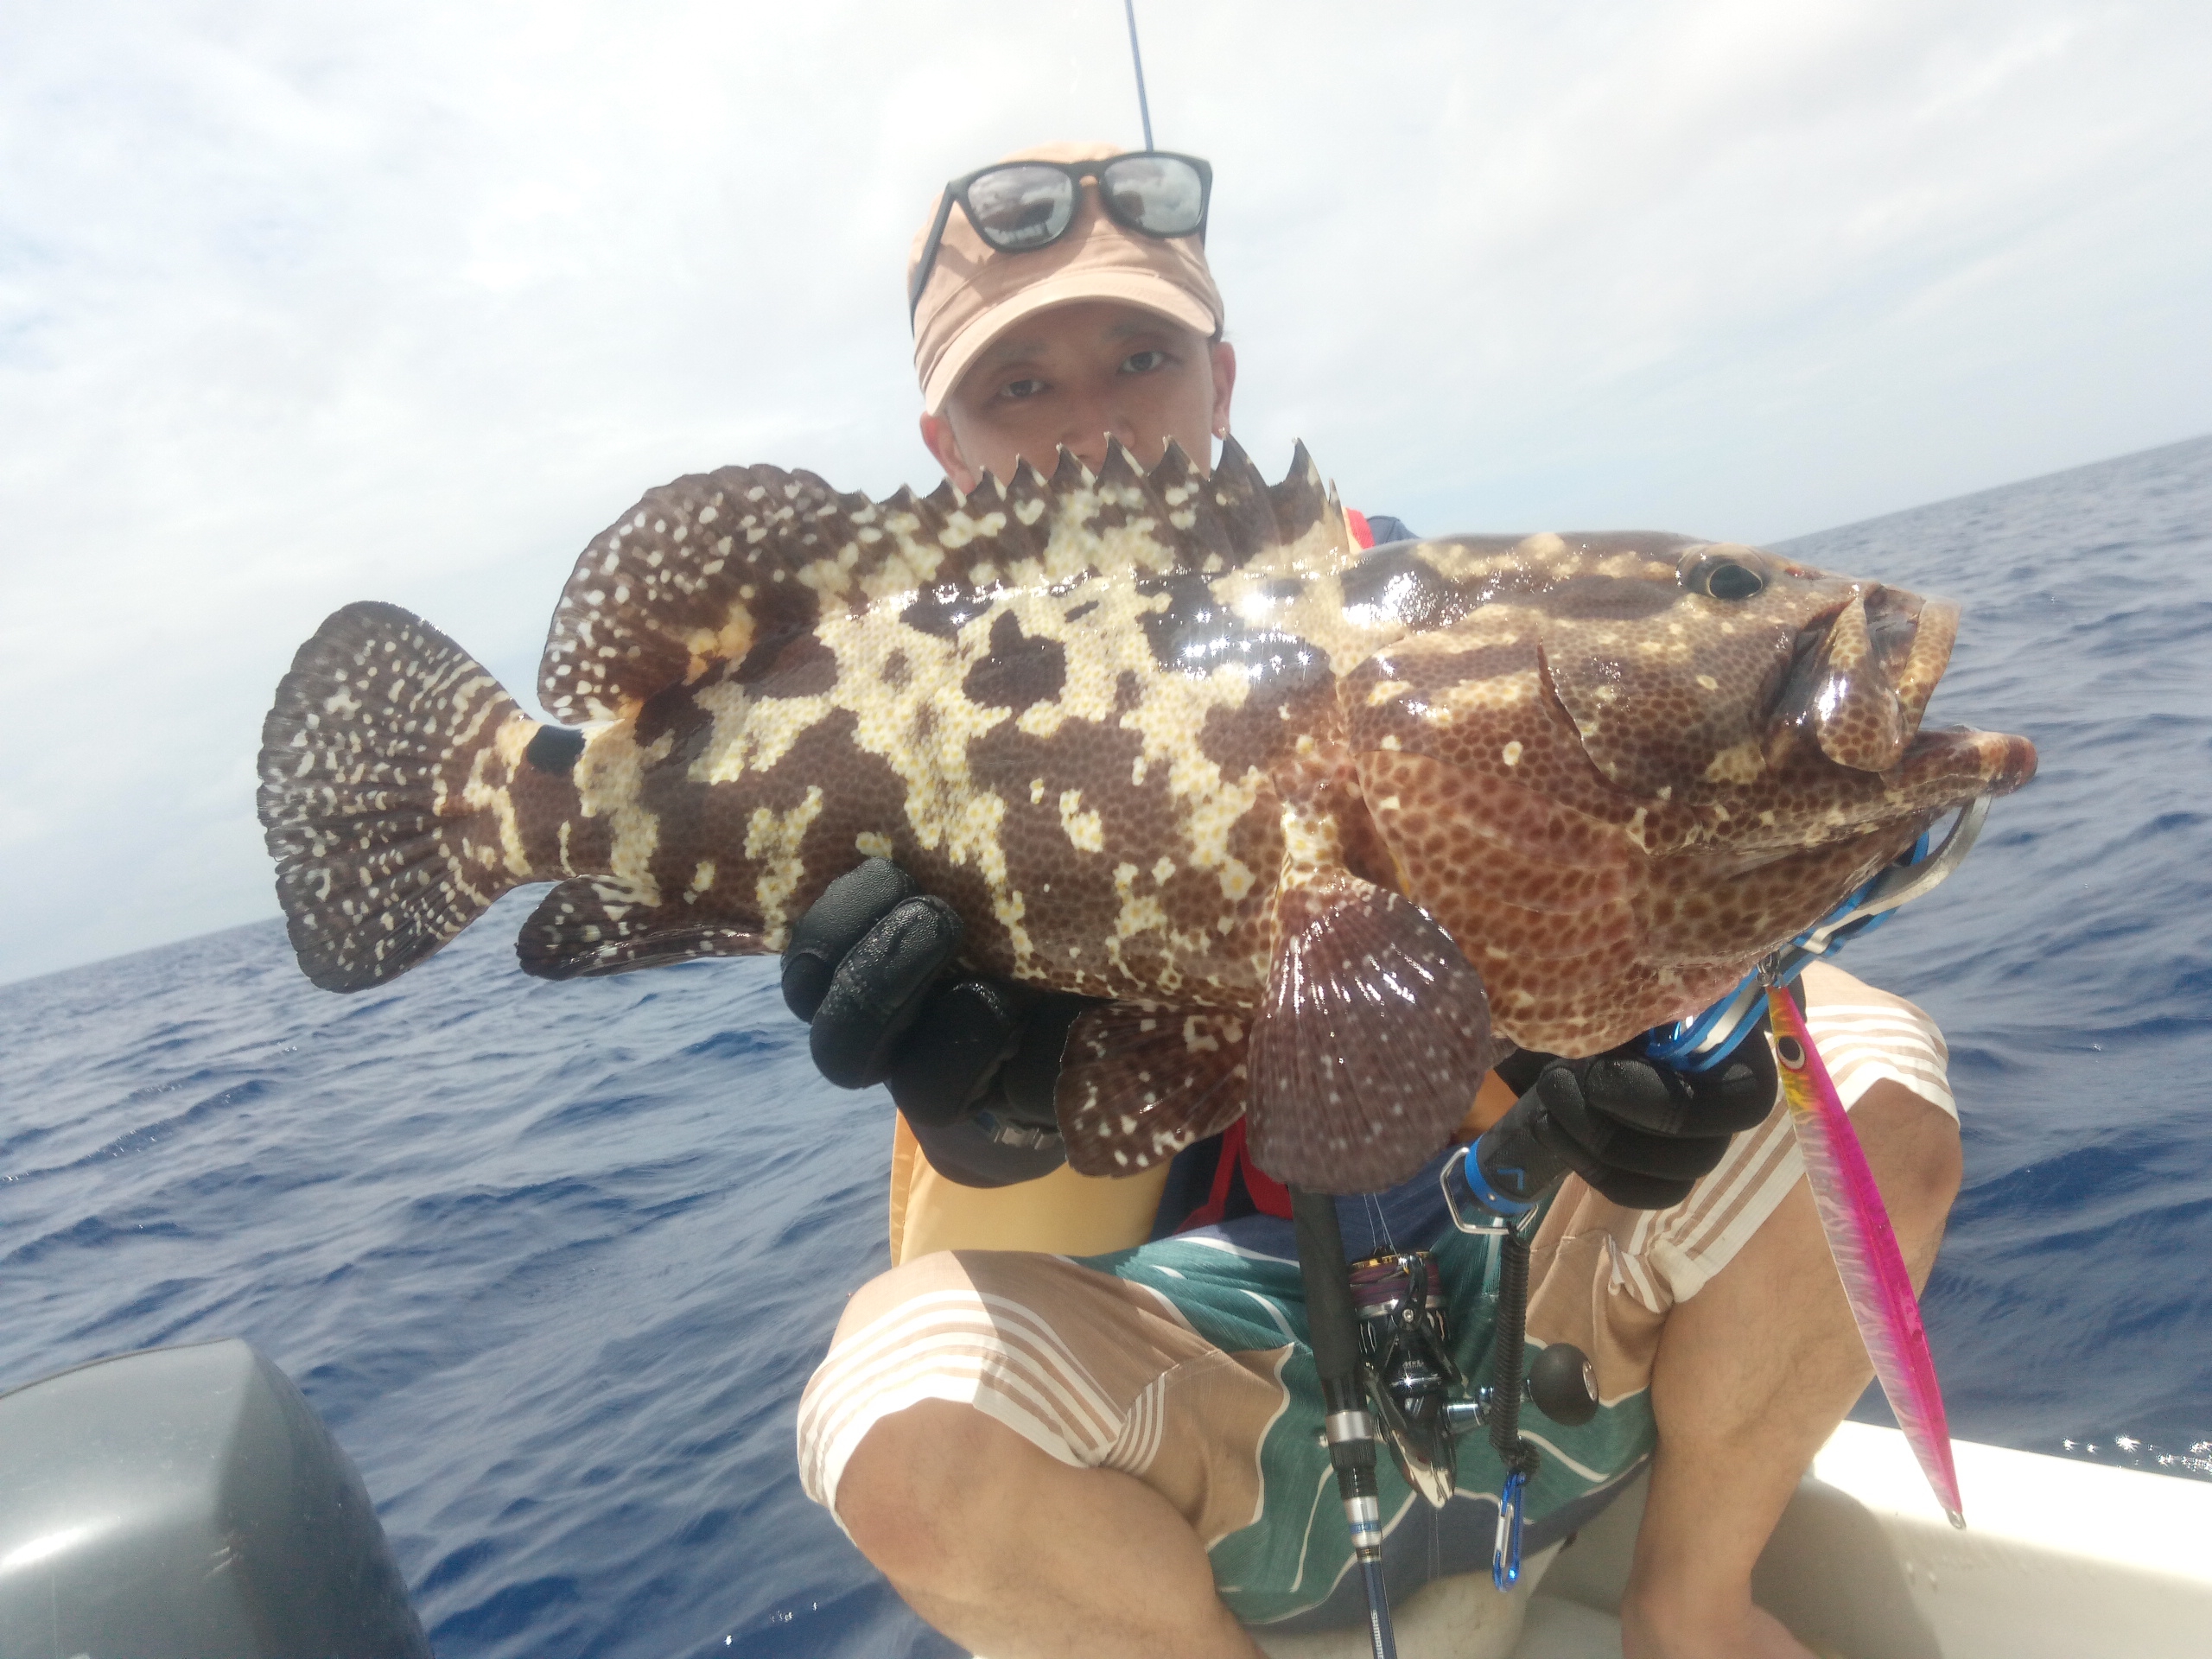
[1094,434,1141,490]
[1256,439,1350,578]
[1048,446,1094,493]
[1205,437,1274,561]
[538,446,1357,722]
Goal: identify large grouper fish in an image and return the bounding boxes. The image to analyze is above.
[257,440,2034,1192]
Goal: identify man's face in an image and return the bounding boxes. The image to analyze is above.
[921,299,1236,493]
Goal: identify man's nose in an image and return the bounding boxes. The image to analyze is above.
[1060,415,1144,473]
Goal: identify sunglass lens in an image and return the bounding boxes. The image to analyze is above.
[965,165,1077,251]
[1098,156,1205,234]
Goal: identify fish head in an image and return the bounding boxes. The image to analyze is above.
[1342,533,2037,1051]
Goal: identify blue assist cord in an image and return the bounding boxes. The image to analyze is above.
[1640,798,1990,1074]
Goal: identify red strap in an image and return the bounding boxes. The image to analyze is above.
[1176,1125,1241,1230]
[1239,1131,1294,1217]
[1176,1120,1294,1230]
[1344,507,1376,550]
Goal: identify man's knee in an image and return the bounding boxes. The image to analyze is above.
[799,1253,992,1558]
[1852,1082,1962,1257]
[836,1399,1008,1587]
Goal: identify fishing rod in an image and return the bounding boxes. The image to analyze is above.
[1122,0,1154,150]
[1291,1187,1400,1659]
[1114,7,1413,1642]
[1296,1149,1603,1657]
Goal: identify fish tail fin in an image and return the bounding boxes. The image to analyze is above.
[258,601,546,991]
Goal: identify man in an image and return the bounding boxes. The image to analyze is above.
[789,143,1964,1659]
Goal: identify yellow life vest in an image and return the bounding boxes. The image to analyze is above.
[887,1115,1170,1265]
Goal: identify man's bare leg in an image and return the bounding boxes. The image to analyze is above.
[838,1397,1263,1659]
[1620,1081,1963,1659]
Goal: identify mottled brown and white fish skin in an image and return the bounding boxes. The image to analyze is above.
[258,438,2034,1192]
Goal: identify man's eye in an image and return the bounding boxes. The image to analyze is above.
[1002,377,1048,399]
[1121,350,1169,373]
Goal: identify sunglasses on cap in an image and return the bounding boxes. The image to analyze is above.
[907,150,1213,326]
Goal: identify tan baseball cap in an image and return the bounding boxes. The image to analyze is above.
[910,141,1226,414]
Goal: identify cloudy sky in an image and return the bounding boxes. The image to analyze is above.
[3,0,2207,986]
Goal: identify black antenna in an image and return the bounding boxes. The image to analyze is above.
[1122,0,1154,149]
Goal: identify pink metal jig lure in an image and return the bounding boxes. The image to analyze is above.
[1767,981,1965,1528]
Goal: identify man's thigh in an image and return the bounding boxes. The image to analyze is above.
[798,1247,1281,1548]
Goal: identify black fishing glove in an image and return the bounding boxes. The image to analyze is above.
[780,859,1094,1186]
[1484,1034,1779,1211]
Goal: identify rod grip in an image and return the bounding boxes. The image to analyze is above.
[1472,1093,1569,1208]
[1290,1186,1362,1392]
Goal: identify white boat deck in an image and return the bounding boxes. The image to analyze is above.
[1250,1423,2212,1659]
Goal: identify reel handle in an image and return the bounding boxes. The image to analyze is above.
[1444,1341,1602,1433]
[1527,1342,1600,1427]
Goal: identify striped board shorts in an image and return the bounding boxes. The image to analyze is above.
[798,963,1954,1633]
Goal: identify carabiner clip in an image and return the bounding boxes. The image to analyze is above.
[1492,1465,1528,1590]
[1440,1145,1536,1237]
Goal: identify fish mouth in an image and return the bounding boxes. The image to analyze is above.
[1762,583,2036,798]
[1891,722,2038,798]
[1767,586,1961,772]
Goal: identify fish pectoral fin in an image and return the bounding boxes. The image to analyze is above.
[1058,1005,1251,1179]
[517,879,764,980]
[1245,872,1497,1193]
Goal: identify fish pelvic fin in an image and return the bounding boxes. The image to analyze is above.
[1058,1004,1252,1178]
[258,601,558,991]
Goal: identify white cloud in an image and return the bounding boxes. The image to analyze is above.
[2,0,2207,983]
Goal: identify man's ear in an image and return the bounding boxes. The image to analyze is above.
[919,411,979,493]
[1208,340,1237,448]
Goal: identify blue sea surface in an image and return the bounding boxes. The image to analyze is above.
[1783,436,2212,1471]
[4,435,2209,1656]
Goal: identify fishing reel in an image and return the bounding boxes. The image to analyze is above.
[1348,1247,1599,1508]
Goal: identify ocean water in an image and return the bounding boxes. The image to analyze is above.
[3,435,2208,1656]
[1783,435,2212,1473]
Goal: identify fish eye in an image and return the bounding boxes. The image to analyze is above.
[1685,556,1765,601]
[1775,1034,1806,1070]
